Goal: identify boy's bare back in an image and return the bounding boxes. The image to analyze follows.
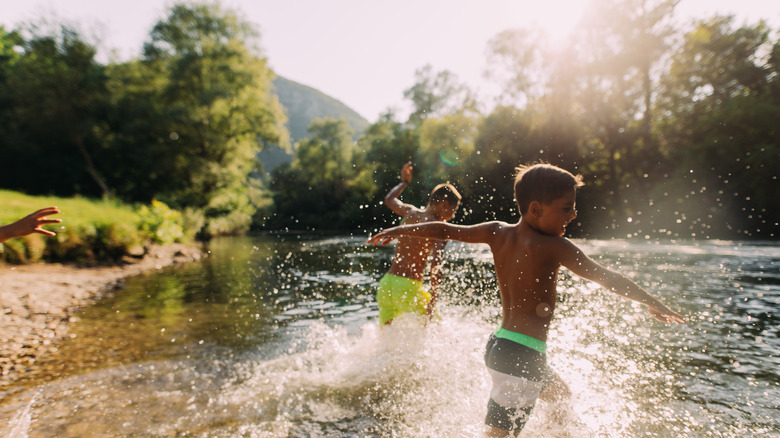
[481,221,565,342]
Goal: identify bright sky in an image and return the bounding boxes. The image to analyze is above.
[1,0,778,122]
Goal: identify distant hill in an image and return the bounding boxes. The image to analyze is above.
[273,76,369,142]
[258,76,370,172]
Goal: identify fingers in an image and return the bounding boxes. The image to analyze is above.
[37,217,62,225]
[33,206,60,216]
[30,207,62,236]
[664,308,687,324]
[366,235,382,246]
[30,207,62,224]
[649,307,687,324]
[367,233,395,246]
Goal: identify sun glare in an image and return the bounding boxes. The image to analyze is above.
[507,1,588,42]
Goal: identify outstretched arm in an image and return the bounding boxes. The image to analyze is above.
[384,161,415,217]
[559,240,686,324]
[368,221,500,246]
[0,207,62,243]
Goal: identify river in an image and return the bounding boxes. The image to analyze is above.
[1,235,778,437]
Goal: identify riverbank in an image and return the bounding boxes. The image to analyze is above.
[0,243,202,389]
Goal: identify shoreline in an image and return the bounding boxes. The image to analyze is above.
[0,243,202,389]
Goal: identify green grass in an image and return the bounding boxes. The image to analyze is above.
[1,189,139,230]
[1,190,189,264]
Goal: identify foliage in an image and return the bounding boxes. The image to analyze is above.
[0,24,111,197]
[0,190,193,264]
[138,2,288,236]
[658,16,779,237]
[269,118,377,231]
[1,2,779,240]
[0,2,290,240]
[403,64,479,126]
[137,200,184,245]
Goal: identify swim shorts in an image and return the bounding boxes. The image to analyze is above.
[484,327,556,432]
[376,273,431,324]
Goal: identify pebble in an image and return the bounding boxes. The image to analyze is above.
[0,243,201,389]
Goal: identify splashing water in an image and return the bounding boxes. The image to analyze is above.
[0,236,777,437]
[0,311,600,437]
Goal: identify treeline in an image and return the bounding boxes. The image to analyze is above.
[0,3,288,239]
[271,1,779,240]
[2,1,778,240]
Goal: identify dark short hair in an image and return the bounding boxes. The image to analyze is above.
[428,183,462,207]
[514,163,584,215]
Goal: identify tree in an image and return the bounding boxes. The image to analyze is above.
[658,16,779,237]
[403,64,478,126]
[458,106,534,223]
[100,59,178,203]
[484,27,552,108]
[270,118,376,231]
[357,113,425,228]
[416,112,476,189]
[0,27,23,163]
[0,25,111,197]
[578,0,676,165]
[140,2,289,235]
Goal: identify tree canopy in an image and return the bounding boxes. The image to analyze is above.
[1,1,777,240]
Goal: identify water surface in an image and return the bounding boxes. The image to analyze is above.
[1,236,778,437]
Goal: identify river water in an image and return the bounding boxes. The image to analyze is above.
[1,235,778,437]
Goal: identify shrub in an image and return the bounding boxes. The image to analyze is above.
[137,200,185,245]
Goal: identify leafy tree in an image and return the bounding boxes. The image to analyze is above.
[484,27,553,107]
[658,16,779,237]
[572,0,677,197]
[0,27,23,161]
[359,112,423,227]
[270,118,376,231]
[100,59,177,203]
[0,25,111,197]
[416,112,476,189]
[458,106,534,223]
[140,2,289,235]
[403,64,478,126]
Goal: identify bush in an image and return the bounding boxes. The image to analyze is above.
[137,200,184,245]
[1,191,193,264]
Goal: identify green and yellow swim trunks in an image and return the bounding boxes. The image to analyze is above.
[376,273,431,324]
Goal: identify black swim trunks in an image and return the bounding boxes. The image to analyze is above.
[484,328,556,432]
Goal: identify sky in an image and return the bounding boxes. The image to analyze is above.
[1,0,779,122]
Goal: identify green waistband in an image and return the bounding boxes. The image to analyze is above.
[382,273,423,287]
[494,327,547,354]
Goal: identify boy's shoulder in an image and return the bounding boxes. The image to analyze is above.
[515,222,581,254]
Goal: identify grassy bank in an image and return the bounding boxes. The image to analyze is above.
[1,190,195,264]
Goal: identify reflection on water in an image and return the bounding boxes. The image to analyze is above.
[1,236,778,437]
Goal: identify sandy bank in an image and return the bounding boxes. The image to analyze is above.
[0,243,202,389]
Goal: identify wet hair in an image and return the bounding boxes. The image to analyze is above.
[514,163,584,215]
[427,183,462,208]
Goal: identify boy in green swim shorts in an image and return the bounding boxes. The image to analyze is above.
[369,162,686,435]
[377,161,461,325]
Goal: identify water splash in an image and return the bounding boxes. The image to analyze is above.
[3,391,36,438]
[2,236,777,437]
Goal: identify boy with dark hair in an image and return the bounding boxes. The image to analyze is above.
[377,161,461,325]
[369,163,685,435]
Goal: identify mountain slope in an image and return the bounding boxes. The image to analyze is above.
[273,76,368,143]
[258,76,370,172]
